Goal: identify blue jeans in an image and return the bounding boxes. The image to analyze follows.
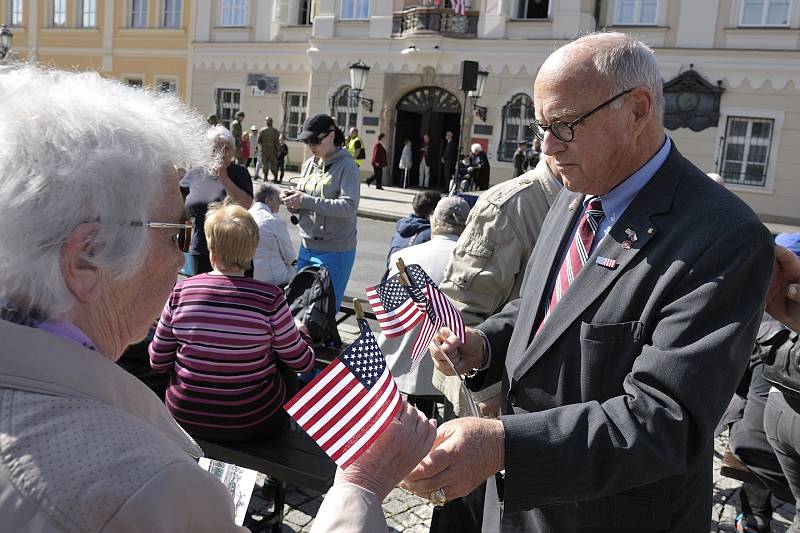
[297,245,356,312]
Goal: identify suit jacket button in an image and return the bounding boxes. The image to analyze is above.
[508,392,517,407]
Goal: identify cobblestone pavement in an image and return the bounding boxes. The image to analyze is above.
[242,430,798,532]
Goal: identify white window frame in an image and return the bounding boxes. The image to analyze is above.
[80,0,97,27]
[498,92,535,162]
[10,0,24,26]
[155,77,178,94]
[130,0,149,28]
[220,0,247,27]
[512,0,550,20]
[297,0,313,25]
[614,0,659,25]
[162,0,182,27]
[215,87,242,129]
[283,92,308,141]
[340,0,369,20]
[330,85,358,131]
[715,107,784,192]
[739,0,792,27]
[124,77,145,87]
[51,0,67,27]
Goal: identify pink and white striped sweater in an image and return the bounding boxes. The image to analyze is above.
[149,273,314,433]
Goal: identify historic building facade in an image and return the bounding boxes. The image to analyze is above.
[4,0,800,223]
[0,0,191,98]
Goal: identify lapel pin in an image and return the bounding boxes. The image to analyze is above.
[625,228,638,242]
[569,198,580,211]
[622,240,632,250]
[596,256,618,269]
[647,227,655,235]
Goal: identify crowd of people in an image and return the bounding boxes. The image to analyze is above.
[5,29,800,533]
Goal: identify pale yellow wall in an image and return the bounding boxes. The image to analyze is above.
[4,1,189,98]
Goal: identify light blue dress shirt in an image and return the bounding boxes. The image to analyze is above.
[587,136,672,253]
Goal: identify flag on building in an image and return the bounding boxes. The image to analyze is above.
[366,273,424,337]
[403,264,466,370]
[284,318,402,470]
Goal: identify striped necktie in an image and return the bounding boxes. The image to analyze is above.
[537,198,604,332]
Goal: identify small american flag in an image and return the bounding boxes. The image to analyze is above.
[596,256,618,269]
[404,264,466,371]
[452,0,466,16]
[366,274,424,338]
[285,318,402,470]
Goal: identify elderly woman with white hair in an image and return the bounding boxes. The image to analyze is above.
[468,142,491,191]
[0,64,442,533]
[181,125,253,275]
[0,64,249,531]
[249,182,297,286]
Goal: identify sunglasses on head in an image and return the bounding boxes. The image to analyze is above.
[302,129,333,146]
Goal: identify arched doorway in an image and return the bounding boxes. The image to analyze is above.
[394,86,462,189]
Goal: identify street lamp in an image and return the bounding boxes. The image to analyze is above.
[0,25,13,63]
[348,60,374,113]
[470,69,489,122]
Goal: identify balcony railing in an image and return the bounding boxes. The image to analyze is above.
[392,6,479,38]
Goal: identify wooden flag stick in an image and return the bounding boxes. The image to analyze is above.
[396,257,411,286]
[352,298,364,319]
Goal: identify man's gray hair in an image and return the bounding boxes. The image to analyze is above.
[571,32,665,119]
[253,182,281,204]
[0,64,211,318]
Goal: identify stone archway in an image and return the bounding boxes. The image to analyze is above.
[392,86,463,189]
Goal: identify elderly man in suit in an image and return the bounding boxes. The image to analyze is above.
[400,32,774,532]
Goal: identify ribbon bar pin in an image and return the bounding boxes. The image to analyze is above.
[596,256,618,269]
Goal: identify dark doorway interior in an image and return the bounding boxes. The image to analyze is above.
[392,86,462,190]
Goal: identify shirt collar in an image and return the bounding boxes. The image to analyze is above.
[584,136,671,221]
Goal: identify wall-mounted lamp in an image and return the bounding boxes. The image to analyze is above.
[470,69,489,122]
[348,60,374,113]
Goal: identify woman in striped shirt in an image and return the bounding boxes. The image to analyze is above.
[149,200,315,442]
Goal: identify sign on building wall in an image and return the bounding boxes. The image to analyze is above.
[247,74,279,96]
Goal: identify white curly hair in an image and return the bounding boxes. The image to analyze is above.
[0,64,211,318]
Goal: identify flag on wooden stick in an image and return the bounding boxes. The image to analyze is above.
[284,317,402,470]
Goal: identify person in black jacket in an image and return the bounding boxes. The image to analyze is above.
[468,143,490,190]
[442,130,458,186]
[385,190,441,269]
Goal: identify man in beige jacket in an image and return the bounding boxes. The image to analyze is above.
[436,156,562,416]
[426,157,561,532]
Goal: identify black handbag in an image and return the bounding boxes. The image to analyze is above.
[760,317,800,398]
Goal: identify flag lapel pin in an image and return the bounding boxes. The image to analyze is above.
[569,198,580,211]
[596,256,618,269]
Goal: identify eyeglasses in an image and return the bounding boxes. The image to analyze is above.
[130,221,193,252]
[529,87,636,143]
[302,129,333,146]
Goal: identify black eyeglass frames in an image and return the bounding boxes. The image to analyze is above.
[529,87,636,143]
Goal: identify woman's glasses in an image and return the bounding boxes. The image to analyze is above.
[130,221,193,252]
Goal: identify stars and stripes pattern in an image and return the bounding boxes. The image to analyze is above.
[596,256,618,269]
[284,318,402,470]
[366,274,424,338]
[538,198,604,331]
[404,265,466,371]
